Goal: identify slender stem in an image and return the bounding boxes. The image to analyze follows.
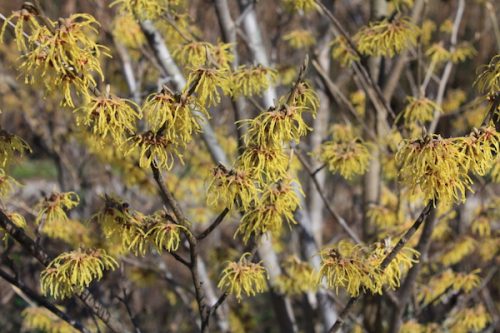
[197,208,230,240]
[296,151,363,245]
[0,267,90,333]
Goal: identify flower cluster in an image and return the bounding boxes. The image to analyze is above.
[356,17,419,57]
[231,65,277,97]
[0,169,20,198]
[417,269,481,306]
[367,188,400,229]
[112,13,146,50]
[474,55,500,95]
[282,0,317,13]
[2,12,108,106]
[445,304,491,333]
[237,178,300,243]
[0,130,30,167]
[174,41,228,68]
[276,256,317,295]
[35,192,80,239]
[186,67,231,107]
[283,29,316,49]
[1,212,26,243]
[75,91,141,144]
[144,211,187,253]
[92,196,186,255]
[459,126,500,176]
[111,0,182,20]
[401,96,441,127]
[426,42,451,64]
[22,307,78,333]
[41,248,118,299]
[218,253,268,301]
[319,124,371,180]
[126,131,181,170]
[207,165,258,210]
[331,36,360,67]
[142,86,206,144]
[318,240,419,296]
[397,126,500,204]
[396,134,471,204]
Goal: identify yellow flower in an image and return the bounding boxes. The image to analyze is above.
[111,0,182,20]
[91,196,149,255]
[174,41,214,67]
[420,19,436,46]
[0,169,20,198]
[425,42,451,64]
[236,178,300,243]
[459,126,500,176]
[445,304,491,333]
[237,144,289,183]
[442,89,467,113]
[276,256,317,295]
[186,67,231,106]
[319,125,371,180]
[440,19,453,34]
[390,0,414,11]
[22,307,78,333]
[207,164,258,210]
[145,211,188,252]
[401,96,441,126]
[112,13,146,49]
[41,248,118,299]
[291,81,320,113]
[356,17,419,57]
[318,243,369,296]
[0,8,43,52]
[75,92,141,144]
[369,240,419,290]
[211,42,235,69]
[396,135,471,204]
[243,104,312,147]
[331,36,360,67]
[454,269,481,293]
[0,130,30,167]
[35,192,80,238]
[282,0,317,13]
[451,42,476,63]
[1,212,27,243]
[283,29,316,49]
[218,253,268,301]
[474,55,500,95]
[126,131,181,170]
[319,240,419,296]
[440,236,476,266]
[16,14,108,107]
[142,86,206,144]
[231,65,278,97]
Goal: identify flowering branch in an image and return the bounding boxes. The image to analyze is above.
[327,202,434,332]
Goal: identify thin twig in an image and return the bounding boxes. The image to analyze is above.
[0,267,91,333]
[197,208,230,240]
[295,151,363,245]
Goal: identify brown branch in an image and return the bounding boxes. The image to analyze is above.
[201,291,229,330]
[328,202,434,332]
[388,207,437,333]
[315,0,395,121]
[0,266,90,333]
[196,208,230,240]
[295,151,363,245]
